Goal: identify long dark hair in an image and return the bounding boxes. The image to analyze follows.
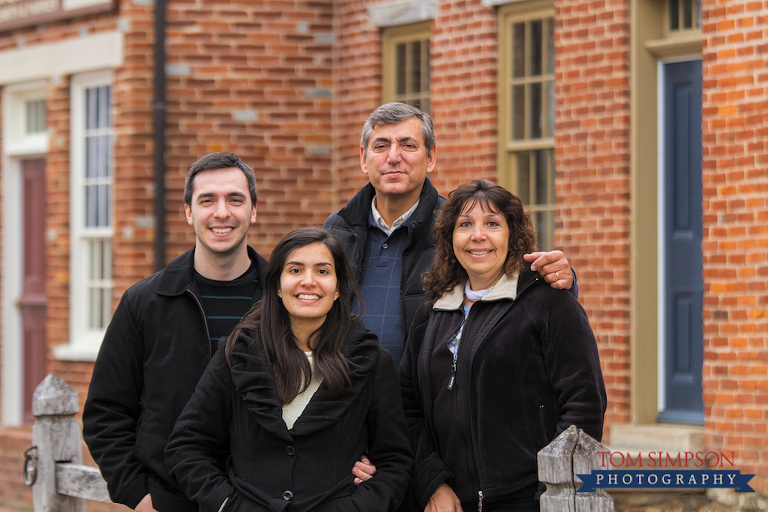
[225,228,362,404]
[423,179,536,303]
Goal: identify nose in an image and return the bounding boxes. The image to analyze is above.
[470,224,487,240]
[386,144,402,163]
[300,273,316,287]
[213,199,230,219]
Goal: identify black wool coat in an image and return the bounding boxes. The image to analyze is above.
[165,320,414,512]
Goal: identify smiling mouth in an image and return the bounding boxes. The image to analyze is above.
[468,250,491,256]
[297,294,321,300]
[211,227,234,234]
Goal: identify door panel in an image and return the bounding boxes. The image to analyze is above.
[659,60,704,425]
[19,158,47,422]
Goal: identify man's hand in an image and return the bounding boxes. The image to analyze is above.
[425,483,463,512]
[352,455,376,485]
[524,250,574,290]
[135,494,157,512]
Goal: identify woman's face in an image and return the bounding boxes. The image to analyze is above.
[452,201,510,291]
[278,242,340,332]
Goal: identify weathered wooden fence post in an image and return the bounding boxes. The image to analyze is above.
[30,373,85,512]
[538,425,614,512]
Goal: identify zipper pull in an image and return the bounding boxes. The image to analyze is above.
[447,352,458,390]
[478,490,484,512]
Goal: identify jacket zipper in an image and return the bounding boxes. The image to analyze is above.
[447,315,467,390]
[449,308,483,504]
[187,290,213,358]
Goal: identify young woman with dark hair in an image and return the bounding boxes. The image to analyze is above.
[166,227,412,512]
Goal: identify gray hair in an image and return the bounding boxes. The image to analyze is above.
[184,152,257,206]
[360,102,435,158]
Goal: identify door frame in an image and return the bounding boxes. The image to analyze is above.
[2,81,48,426]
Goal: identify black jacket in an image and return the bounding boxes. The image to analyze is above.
[83,247,267,511]
[323,179,446,336]
[165,320,414,512]
[399,268,606,509]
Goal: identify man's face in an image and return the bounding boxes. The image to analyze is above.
[184,167,257,260]
[361,117,436,202]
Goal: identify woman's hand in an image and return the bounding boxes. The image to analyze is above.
[352,455,376,485]
[425,483,463,512]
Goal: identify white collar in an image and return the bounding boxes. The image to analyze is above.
[371,197,420,236]
[433,273,520,311]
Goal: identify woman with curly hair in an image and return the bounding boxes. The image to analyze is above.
[400,180,606,512]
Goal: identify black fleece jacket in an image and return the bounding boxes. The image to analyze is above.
[399,268,606,509]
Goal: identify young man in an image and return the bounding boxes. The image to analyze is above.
[83,153,267,512]
[324,103,576,367]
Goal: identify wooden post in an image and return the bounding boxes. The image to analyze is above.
[538,425,614,512]
[31,374,84,512]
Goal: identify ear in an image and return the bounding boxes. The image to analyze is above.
[334,287,340,301]
[250,203,258,224]
[360,145,369,176]
[277,288,282,298]
[184,203,193,225]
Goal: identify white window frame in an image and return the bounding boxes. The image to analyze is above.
[56,69,114,361]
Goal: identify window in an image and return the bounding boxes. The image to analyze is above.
[382,22,431,112]
[26,99,46,134]
[498,2,555,250]
[64,71,114,359]
[668,0,701,32]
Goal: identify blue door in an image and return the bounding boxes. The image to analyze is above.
[658,60,704,425]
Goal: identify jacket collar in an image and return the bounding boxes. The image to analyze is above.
[432,263,540,311]
[229,321,379,440]
[156,246,266,297]
[338,178,440,234]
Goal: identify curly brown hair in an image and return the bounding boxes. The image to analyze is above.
[423,179,536,302]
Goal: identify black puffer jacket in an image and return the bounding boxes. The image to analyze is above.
[400,268,606,509]
[165,320,414,512]
[323,179,445,336]
[83,247,267,511]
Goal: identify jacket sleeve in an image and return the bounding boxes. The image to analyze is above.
[346,348,414,512]
[82,291,150,509]
[164,348,237,512]
[398,308,453,510]
[542,290,606,441]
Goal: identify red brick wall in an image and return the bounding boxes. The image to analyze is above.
[163,0,335,261]
[701,0,768,493]
[555,0,632,430]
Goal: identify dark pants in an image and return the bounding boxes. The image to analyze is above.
[460,497,539,512]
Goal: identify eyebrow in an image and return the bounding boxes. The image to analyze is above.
[371,135,419,145]
[285,261,333,267]
[196,191,247,199]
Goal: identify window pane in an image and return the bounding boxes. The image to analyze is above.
[512,84,525,140]
[396,43,407,95]
[411,41,423,93]
[546,81,555,137]
[530,82,542,138]
[546,19,554,75]
[669,0,679,30]
[517,152,531,203]
[512,22,526,78]
[530,20,543,76]
[534,149,552,205]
